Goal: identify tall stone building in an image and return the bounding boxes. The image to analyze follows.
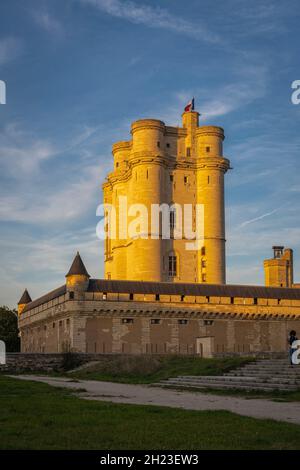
[103,110,230,285]
[17,106,300,356]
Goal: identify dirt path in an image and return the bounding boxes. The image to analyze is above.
[11,375,300,425]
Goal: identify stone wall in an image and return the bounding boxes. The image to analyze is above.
[0,353,104,373]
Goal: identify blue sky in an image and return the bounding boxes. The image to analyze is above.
[0,0,300,307]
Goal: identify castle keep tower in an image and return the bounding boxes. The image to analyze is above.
[102,106,231,284]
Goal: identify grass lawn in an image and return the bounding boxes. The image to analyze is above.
[67,355,253,384]
[0,376,300,450]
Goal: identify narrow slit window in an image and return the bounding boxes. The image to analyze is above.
[168,255,177,277]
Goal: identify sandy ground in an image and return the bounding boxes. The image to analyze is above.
[10,375,300,425]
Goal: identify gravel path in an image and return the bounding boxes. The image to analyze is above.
[11,375,300,425]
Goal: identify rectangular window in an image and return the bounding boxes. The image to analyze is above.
[168,255,177,277]
[69,291,74,300]
[181,295,185,302]
[230,297,234,305]
[122,318,134,324]
[170,210,176,230]
[157,141,160,148]
[206,146,210,152]
[129,293,134,300]
[151,319,161,324]
[186,147,191,157]
[254,298,258,305]
[178,319,188,325]
[155,294,160,301]
[102,293,107,300]
[170,174,174,182]
[184,176,188,184]
[166,143,170,148]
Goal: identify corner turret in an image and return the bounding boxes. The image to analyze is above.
[18,289,32,316]
[65,252,90,292]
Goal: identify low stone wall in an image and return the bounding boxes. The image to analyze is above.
[0,353,107,373]
[0,351,289,374]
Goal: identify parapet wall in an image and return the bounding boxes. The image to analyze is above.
[0,351,289,374]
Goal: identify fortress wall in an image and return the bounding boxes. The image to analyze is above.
[19,295,300,355]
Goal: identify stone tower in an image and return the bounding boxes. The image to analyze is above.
[17,289,32,316]
[102,107,230,284]
[65,252,90,292]
[264,246,294,288]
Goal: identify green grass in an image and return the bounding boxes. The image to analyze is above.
[67,355,253,384]
[0,376,300,450]
[66,356,300,402]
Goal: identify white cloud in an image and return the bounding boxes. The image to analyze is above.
[32,9,64,36]
[0,226,103,307]
[0,161,106,224]
[0,37,22,65]
[0,122,110,225]
[80,0,221,44]
[0,123,57,177]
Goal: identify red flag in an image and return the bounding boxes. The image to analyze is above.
[184,98,194,112]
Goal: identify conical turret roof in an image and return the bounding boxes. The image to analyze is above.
[66,252,90,278]
[18,289,32,305]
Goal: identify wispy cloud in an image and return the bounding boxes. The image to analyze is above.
[0,226,102,307]
[0,37,22,65]
[80,0,221,44]
[0,121,109,225]
[32,9,64,37]
[0,164,104,224]
[0,123,57,177]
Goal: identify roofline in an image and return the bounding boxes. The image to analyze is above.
[20,279,300,314]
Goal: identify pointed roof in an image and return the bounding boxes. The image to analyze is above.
[66,252,90,278]
[18,289,32,305]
